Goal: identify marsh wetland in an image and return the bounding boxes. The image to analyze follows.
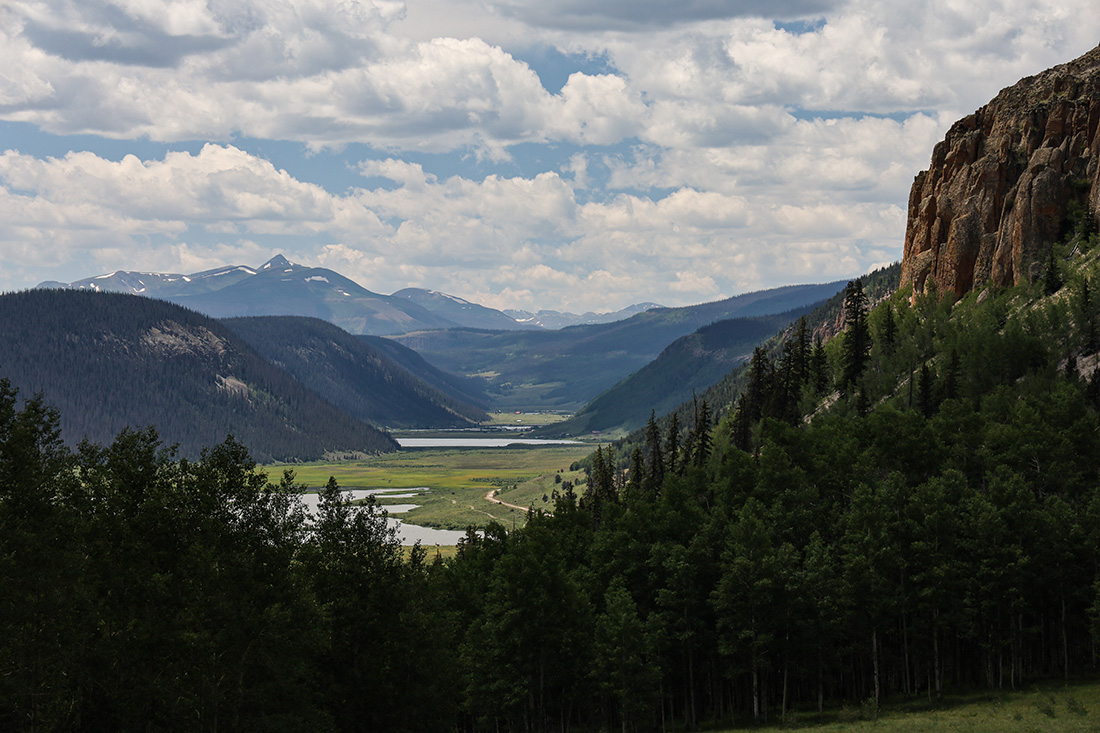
[284,424,598,543]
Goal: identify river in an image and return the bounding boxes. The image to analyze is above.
[298,488,472,546]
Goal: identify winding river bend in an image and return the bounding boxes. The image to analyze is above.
[298,489,471,546]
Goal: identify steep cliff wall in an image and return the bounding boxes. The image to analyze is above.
[900,45,1100,297]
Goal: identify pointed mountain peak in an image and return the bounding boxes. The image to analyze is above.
[260,254,293,270]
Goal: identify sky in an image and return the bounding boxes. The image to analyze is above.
[1,1,1098,313]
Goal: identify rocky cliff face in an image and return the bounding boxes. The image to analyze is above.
[900,45,1100,297]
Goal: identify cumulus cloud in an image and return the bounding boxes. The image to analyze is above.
[4,0,1098,152]
[1,0,1099,311]
[0,145,344,227]
[0,142,903,310]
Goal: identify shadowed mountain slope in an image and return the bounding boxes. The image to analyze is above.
[223,316,488,428]
[393,280,847,410]
[542,306,822,436]
[0,290,397,461]
[359,334,490,410]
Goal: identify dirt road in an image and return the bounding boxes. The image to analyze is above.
[484,489,529,512]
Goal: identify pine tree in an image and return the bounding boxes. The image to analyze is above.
[644,410,664,496]
[583,446,618,525]
[692,400,712,468]
[917,363,935,417]
[794,316,811,385]
[665,412,681,475]
[1043,247,1063,295]
[841,278,871,391]
[941,349,959,401]
[880,303,897,353]
[625,447,645,504]
[1075,277,1097,353]
[811,337,830,394]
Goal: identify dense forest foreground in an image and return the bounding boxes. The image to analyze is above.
[4,235,1100,731]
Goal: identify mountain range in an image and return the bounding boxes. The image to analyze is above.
[38,255,849,419]
[503,303,663,329]
[40,255,662,336]
[393,281,845,411]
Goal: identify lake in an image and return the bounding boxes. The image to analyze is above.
[397,437,581,448]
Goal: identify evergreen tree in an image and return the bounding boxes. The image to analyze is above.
[665,412,681,476]
[880,303,898,352]
[841,278,871,391]
[941,349,960,401]
[918,363,935,417]
[794,316,812,384]
[692,401,712,468]
[1044,247,1063,295]
[644,411,664,496]
[583,446,619,526]
[625,447,645,503]
[1074,277,1097,353]
[811,337,830,395]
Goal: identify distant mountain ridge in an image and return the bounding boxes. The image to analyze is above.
[39,255,661,335]
[36,263,259,297]
[608,263,902,451]
[359,334,490,410]
[394,280,847,411]
[503,303,663,329]
[0,289,397,461]
[392,288,539,331]
[540,305,822,437]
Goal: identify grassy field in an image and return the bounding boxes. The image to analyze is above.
[709,679,1100,732]
[276,444,596,531]
[480,411,571,427]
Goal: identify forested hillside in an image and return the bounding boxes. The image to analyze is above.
[223,316,488,428]
[543,305,821,437]
[435,234,1100,730]
[360,333,490,409]
[599,263,902,450]
[0,290,397,461]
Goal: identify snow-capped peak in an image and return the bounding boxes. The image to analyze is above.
[261,254,292,270]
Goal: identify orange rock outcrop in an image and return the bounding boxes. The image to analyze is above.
[900,45,1100,296]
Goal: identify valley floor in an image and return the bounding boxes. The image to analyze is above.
[276,442,596,532]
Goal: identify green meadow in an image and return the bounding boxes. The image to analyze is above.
[480,411,571,427]
[711,680,1100,732]
[277,443,595,531]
